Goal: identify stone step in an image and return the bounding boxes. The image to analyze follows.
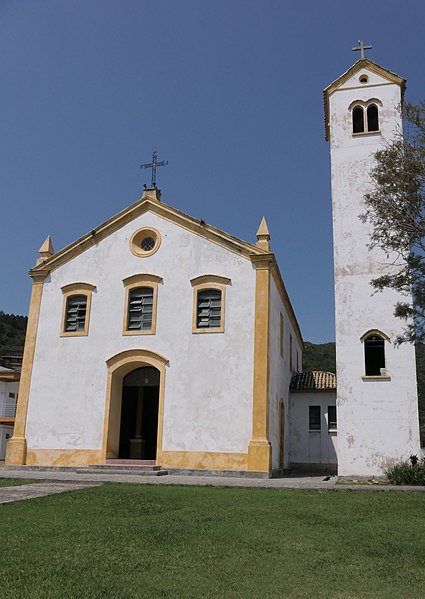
[83,466,168,476]
[105,459,156,466]
[0,464,168,476]
[89,463,162,472]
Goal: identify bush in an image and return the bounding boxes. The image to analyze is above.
[384,454,425,485]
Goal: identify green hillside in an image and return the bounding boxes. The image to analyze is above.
[0,311,27,352]
[302,342,336,373]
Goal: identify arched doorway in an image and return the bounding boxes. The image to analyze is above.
[102,349,169,463]
[119,367,160,460]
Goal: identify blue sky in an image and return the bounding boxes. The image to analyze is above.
[1,1,424,342]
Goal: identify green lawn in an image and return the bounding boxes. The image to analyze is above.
[0,484,424,598]
[0,477,38,487]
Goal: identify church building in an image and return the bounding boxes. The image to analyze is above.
[5,48,421,478]
[6,187,303,476]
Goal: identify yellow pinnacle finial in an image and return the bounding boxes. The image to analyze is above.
[256,217,270,250]
[36,236,54,265]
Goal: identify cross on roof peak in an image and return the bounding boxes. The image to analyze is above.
[141,150,168,188]
[352,40,372,60]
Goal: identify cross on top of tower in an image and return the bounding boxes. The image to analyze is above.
[352,40,372,60]
[141,151,168,188]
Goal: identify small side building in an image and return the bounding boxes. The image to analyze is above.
[0,366,20,460]
[289,371,337,473]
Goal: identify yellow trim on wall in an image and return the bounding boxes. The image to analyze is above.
[360,328,390,342]
[26,449,103,467]
[158,450,248,471]
[5,270,48,465]
[102,349,169,462]
[122,274,163,336]
[0,372,20,382]
[248,255,272,473]
[60,282,96,338]
[190,274,231,287]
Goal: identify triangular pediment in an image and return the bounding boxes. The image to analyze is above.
[30,193,268,275]
[323,59,406,141]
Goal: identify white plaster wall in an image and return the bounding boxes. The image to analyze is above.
[268,275,302,470]
[329,66,421,476]
[26,209,256,454]
[289,391,337,467]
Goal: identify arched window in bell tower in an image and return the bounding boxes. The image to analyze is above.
[367,104,379,132]
[361,329,390,376]
[351,100,381,135]
[352,106,364,133]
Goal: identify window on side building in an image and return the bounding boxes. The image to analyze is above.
[309,405,321,431]
[328,406,337,431]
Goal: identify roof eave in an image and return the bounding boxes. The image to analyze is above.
[31,196,269,276]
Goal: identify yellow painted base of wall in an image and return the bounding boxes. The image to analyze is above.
[158,450,248,471]
[247,439,271,472]
[8,446,272,473]
[26,449,104,467]
[5,436,27,465]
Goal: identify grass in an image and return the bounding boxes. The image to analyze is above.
[0,477,38,487]
[0,484,425,598]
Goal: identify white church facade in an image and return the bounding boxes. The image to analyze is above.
[5,52,421,477]
[6,188,303,475]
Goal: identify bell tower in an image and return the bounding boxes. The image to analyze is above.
[324,47,421,477]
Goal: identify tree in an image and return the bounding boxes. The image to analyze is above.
[361,101,425,344]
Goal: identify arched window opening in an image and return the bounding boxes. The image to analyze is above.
[127,287,154,331]
[352,106,364,134]
[367,104,379,132]
[61,282,95,337]
[364,334,385,376]
[122,273,162,336]
[190,274,230,334]
[197,289,222,328]
[64,294,87,332]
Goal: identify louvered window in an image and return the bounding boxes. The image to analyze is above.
[127,287,154,331]
[196,289,222,328]
[65,295,87,332]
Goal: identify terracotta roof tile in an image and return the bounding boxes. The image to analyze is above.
[290,371,336,392]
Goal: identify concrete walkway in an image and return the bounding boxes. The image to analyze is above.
[0,481,101,505]
[1,467,425,493]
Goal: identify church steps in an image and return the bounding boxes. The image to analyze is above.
[0,464,169,476]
